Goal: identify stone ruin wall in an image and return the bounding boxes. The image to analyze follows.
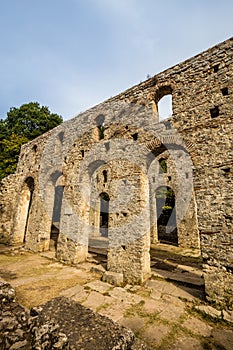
[0,174,18,244]
[0,37,232,307]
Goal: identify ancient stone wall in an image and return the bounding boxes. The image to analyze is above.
[0,175,18,244]
[0,37,232,306]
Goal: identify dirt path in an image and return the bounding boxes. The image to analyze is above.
[1,244,233,350]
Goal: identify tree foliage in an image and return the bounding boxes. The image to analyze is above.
[0,102,63,181]
[156,186,176,225]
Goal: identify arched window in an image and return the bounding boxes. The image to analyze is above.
[156,186,177,245]
[158,94,173,121]
[99,192,110,237]
[52,185,64,224]
[96,114,105,140]
[16,177,34,243]
[155,85,173,122]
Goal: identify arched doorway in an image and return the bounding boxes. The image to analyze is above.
[156,186,178,245]
[99,192,110,238]
[49,173,64,252]
[15,177,34,244]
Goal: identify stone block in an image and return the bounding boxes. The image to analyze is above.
[195,305,222,319]
[102,271,124,286]
[223,309,233,324]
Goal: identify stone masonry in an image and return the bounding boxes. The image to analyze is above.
[0,37,232,307]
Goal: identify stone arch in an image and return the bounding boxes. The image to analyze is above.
[147,139,200,250]
[88,165,111,241]
[14,176,34,244]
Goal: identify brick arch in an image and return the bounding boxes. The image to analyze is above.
[183,140,199,164]
[154,84,174,104]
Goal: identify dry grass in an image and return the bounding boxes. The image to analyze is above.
[15,275,88,309]
[0,250,94,309]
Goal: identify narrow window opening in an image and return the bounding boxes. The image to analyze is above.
[32,145,37,153]
[213,64,219,73]
[96,114,105,140]
[159,159,167,174]
[125,125,129,130]
[122,245,126,250]
[98,125,105,140]
[52,186,64,224]
[103,170,107,183]
[99,192,110,238]
[132,133,138,141]
[51,184,64,251]
[186,173,189,179]
[168,176,171,181]
[122,212,127,217]
[105,142,110,151]
[210,106,219,118]
[58,132,64,143]
[81,150,85,158]
[221,87,229,96]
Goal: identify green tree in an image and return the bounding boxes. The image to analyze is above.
[0,133,29,180]
[0,102,63,181]
[5,102,63,140]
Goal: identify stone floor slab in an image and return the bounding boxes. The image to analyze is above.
[119,316,146,333]
[109,287,143,305]
[212,328,233,350]
[60,284,89,303]
[83,280,112,294]
[143,299,167,315]
[82,291,113,311]
[159,302,186,322]
[98,300,129,322]
[141,323,171,347]
[182,316,213,336]
[168,337,204,350]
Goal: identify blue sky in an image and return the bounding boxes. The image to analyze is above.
[0,0,232,120]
